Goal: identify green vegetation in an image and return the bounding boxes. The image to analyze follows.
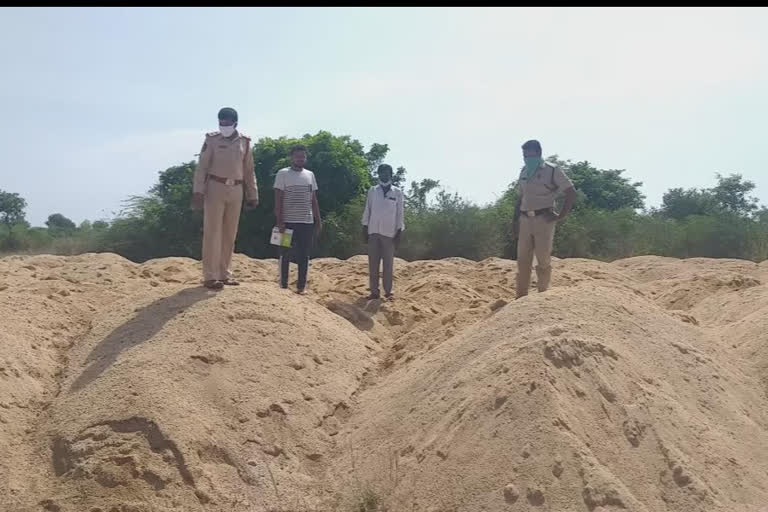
[2,131,766,263]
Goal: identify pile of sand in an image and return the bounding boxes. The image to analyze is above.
[1,252,767,511]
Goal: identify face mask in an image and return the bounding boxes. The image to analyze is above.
[219,125,235,137]
[379,179,392,186]
[523,156,542,177]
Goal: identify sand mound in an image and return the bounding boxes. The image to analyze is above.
[1,253,767,511]
[335,284,768,511]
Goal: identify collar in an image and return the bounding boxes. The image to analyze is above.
[521,161,548,176]
[219,131,241,142]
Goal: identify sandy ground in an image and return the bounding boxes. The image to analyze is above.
[1,252,767,511]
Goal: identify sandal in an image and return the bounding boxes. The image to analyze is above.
[366,293,381,300]
[204,280,224,290]
[222,278,240,286]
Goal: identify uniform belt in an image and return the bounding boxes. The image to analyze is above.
[523,207,553,217]
[208,175,243,186]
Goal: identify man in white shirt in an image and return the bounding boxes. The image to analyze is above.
[274,144,322,294]
[361,164,405,300]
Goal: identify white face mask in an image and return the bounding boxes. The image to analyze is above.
[219,125,235,137]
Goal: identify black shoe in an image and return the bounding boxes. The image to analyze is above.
[366,293,381,300]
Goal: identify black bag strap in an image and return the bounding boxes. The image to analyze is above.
[543,163,559,192]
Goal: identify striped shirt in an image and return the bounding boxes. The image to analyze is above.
[274,167,318,224]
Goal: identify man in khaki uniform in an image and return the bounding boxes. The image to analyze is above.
[514,139,576,299]
[191,107,259,290]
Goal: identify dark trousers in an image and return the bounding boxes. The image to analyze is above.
[368,233,395,295]
[280,222,314,290]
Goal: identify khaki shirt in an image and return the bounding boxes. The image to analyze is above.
[193,131,258,200]
[519,162,573,211]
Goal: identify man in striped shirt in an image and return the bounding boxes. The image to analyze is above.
[274,144,322,294]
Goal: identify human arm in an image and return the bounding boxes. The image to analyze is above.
[556,186,576,221]
[361,188,372,243]
[274,188,284,232]
[311,172,322,234]
[512,184,523,239]
[191,136,213,210]
[552,166,576,221]
[273,171,285,231]
[243,139,259,209]
[394,189,405,248]
[312,191,322,235]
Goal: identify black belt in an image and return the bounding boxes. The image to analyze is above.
[522,207,553,217]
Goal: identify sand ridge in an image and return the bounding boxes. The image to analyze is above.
[1,252,766,511]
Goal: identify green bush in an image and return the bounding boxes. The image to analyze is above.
[2,143,766,264]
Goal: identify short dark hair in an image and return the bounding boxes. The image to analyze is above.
[218,107,238,123]
[290,144,307,155]
[377,163,393,175]
[521,139,542,153]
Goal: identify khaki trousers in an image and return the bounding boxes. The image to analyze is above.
[202,180,243,282]
[516,214,556,298]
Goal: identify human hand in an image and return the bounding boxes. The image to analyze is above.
[191,193,204,211]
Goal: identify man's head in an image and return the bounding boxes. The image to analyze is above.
[290,144,307,169]
[521,139,542,159]
[377,164,393,185]
[218,107,238,137]
[521,139,543,173]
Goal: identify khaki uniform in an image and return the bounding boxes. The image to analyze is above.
[516,162,573,298]
[193,131,257,282]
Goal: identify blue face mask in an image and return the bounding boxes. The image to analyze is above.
[523,156,542,178]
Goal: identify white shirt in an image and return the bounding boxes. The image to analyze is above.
[274,167,318,224]
[362,184,405,238]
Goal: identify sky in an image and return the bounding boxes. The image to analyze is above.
[1,7,767,227]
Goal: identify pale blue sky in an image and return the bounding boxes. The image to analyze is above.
[1,7,766,226]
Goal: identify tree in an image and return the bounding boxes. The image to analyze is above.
[238,131,376,258]
[101,131,385,262]
[406,179,441,210]
[0,190,27,249]
[711,173,759,216]
[101,162,203,261]
[365,142,407,187]
[660,173,760,220]
[660,188,718,219]
[365,143,389,174]
[545,156,645,211]
[491,183,521,258]
[46,213,77,236]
